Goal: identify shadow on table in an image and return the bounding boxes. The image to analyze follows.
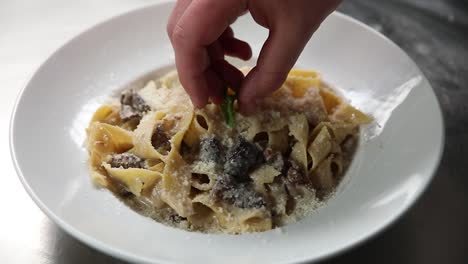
[46,224,128,264]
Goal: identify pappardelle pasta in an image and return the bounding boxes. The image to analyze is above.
[86,67,371,234]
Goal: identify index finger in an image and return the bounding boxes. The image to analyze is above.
[169,0,247,107]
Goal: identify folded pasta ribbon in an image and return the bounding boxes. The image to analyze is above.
[286,69,321,98]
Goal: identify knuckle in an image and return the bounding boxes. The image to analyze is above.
[171,24,187,45]
[166,23,174,39]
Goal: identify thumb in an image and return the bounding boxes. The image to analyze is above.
[238,25,316,114]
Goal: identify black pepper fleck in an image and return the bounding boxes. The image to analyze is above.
[169,214,187,224]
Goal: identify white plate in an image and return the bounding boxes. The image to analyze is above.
[10,2,444,263]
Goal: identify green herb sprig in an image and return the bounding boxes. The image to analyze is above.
[221,89,237,127]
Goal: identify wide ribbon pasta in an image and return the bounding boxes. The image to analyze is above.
[87,122,133,187]
[86,68,371,234]
[103,163,162,196]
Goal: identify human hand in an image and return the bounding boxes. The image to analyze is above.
[167,0,342,114]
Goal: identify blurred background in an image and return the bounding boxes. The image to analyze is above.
[0,0,467,263]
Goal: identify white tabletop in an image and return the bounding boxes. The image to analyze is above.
[0,1,160,263]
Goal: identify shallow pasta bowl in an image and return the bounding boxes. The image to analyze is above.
[9,1,443,263]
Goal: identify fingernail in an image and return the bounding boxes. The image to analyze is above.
[192,97,206,109]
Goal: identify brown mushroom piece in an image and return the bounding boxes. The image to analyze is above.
[212,176,266,209]
[151,124,171,154]
[199,136,224,164]
[224,136,265,182]
[120,90,150,121]
[109,153,146,169]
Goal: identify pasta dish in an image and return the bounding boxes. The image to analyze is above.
[86,68,371,234]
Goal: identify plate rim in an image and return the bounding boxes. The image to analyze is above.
[9,2,445,263]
